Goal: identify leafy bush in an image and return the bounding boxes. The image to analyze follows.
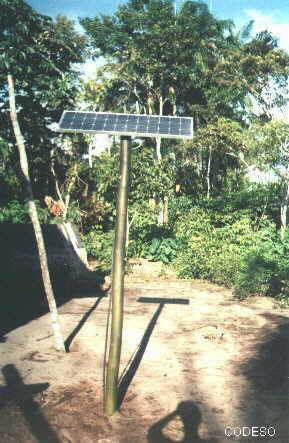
[0,200,51,223]
[145,237,180,263]
[127,202,165,257]
[65,200,83,224]
[169,185,280,231]
[235,227,289,299]
[82,198,289,301]
[83,202,180,268]
[0,199,82,225]
[174,217,253,287]
[173,205,289,299]
[173,207,265,286]
[83,230,114,270]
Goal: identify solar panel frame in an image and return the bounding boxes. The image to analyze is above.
[57,111,194,140]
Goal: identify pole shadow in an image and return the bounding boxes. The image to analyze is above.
[147,401,218,443]
[117,297,189,407]
[0,364,59,443]
[65,295,106,352]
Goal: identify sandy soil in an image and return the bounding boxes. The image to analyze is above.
[1,261,289,443]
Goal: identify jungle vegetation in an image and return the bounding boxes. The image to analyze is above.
[2,0,289,300]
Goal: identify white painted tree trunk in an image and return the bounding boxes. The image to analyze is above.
[280,180,289,241]
[7,74,65,352]
[63,163,78,220]
[163,196,169,225]
[156,95,163,161]
[156,138,162,161]
[206,147,212,199]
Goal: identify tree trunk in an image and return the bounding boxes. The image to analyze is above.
[135,99,140,114]
[7,74,65,352]
[63,163,78,220]
[206,147,212,199]
[149,197,156,210]
[51,148,65,208]
[126,211,129,249]
[172,99,177,117]
[235,167,240,191]
[105,136,131,416]
[280,180,289,240]
[163,196,169,225]
[51,153,78,221]
[156,138,162,161]
[156,95,163,161]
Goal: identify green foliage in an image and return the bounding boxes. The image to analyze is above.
[235,227,289,299]
[250,121,289,176]
[174,208,242,284]
[172,204,289,300]
[0,0,85,207]
[0,2,85,79]
[129,201,157,241]
[127,202,165,257]
[169,185,281,230]
[83,230,114,271]
[0,199,81,224]
[173,206,264,285]
[131,147,176,201]
[83,201,179,268]
[145,237,180,263]
[0,200,51,223]
[194,118,248,195]
[0,201,29,224]
[2,0,289,304]
[81,152,120,208]
[82,0,289,121]
[65,200,83,224]
[77,148,177,232]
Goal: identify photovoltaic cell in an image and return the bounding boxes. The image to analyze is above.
[57,111,193,139]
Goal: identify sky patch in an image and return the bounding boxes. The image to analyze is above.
[245,8,289,53]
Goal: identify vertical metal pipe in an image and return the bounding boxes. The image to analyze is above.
[105,136,131,415]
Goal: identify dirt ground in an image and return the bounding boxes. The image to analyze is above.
[1,260,289,443]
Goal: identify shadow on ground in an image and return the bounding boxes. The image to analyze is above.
[118,296,189,407]
[0,267,107,341]
[238,312,289,439]
[0,223,108,340]
[147,401,217,443]
[64,294,106,352]
[2,267,289,442]
[0,364,59,443]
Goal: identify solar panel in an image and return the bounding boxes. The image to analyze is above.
[57,111,193,139]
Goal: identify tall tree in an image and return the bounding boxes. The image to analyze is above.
[1,0,85,350]
[81,1,289,127]
[250,121,289,240]
[81,1,232,135]
[192,118,249,198]
[81,0,289,223]
[0,0,86,204]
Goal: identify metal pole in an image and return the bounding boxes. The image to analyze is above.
[105,136,131,416]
